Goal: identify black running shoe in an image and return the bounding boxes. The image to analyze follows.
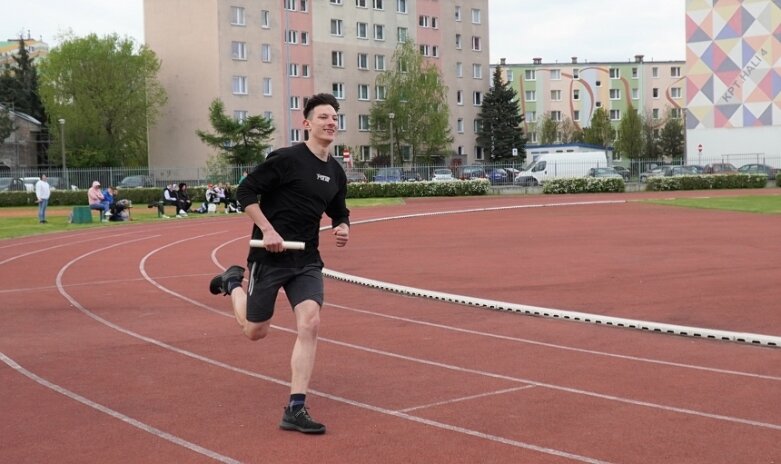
[279,406,326,434]
[209,265,245,295]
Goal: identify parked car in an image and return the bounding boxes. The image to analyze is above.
[373,167,402,183]
[611,166,631,181]
[587,167,623,179]
[431,168,456,182]
[684,165,706,175]
[345,171,368,183]
[0,177,27,192]
[640,166,672,182]
[402,170,422,182]
[738,163,777,180]
[118,175,156,188]
[485,168,510,184]
[459,165,487,180]
[703,163,737,174]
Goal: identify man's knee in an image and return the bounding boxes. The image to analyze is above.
[244,321,270,341]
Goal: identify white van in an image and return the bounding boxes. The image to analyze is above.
[514,151,610,186]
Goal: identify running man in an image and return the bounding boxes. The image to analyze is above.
[209,93,350,434]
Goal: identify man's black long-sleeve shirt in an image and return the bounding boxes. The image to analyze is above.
[236,143,350,267]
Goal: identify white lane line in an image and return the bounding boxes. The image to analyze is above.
[0,352,241,464]
[399,386,537,413]
[0,231,148,266]
[326,303,781,382]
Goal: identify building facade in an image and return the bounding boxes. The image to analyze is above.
[685,0,781,168]
[144,0,489,169]
[0,37,49,67]
[494,56,686,148]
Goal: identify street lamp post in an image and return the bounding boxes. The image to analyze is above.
[388,112,395,168]
[58,118,68,189]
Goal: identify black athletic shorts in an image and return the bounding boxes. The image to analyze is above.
[246,262,324,323]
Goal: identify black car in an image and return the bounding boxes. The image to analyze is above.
[611,166,631,181]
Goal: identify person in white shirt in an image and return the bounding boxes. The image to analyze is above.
[35,174,51,224]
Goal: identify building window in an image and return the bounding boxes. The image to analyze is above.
[357,22,368,39]
[632,67,638,78]
[356,0,367,7]
[374,24,385,40]
[284,0,296,10]
[232,41,247,60]
[550,89,561,101]
[234,110,247,122]
[331,0,343,4]
[475,146,484,160]
[373,0,384,10]
[610,109,621,120]
[652,88,659,98]
[397,0,407,13]
[289,63,300,77]
[525,111,536,123]
[506,70,514,82]
[473,91,482,105]
[455,6,461,21]
[472,63,482,79]
[360,145,371,160]
[573,89,580,100]
[302,64,310,77]
[632,88,639,100]
[432,17,438,28]
[261,44,272,62]
[290,96,300,109]
[550,69,561,80]
[357,53,368,69]
[231,6,245,25]
[573,68,579,79]
[232,76,248,94]
[596,101,602,108]
[652,67,659,78]
[300,0,309,11]
[337,114,346,130]
[331,19,343,36]
[332,51,344,67]
[471,8,481,24]
[671,66,681,77]
[332,82,345,99]
[357,84,369,100]
[375,85,386,100]
[457,118,464,133]
[455,34,462,49]
[358,114,370,131]
[398,27,408,43]
[263,78,272,96]
[551,110,561,121]
[301,32,309,45]
[375,54,386,70]
[419,15,429,27]
[285,30,298,44]
[652,108,660,120]
[528,132,538,143]
[431,46,439,57]
[456,90,463,105]
[609,68,620,79]
[456,62,463,77]
[525,69,535,81]
[671,108,681,118]
[671,87,682,98]
[525,90,536,102]
[609,88,620,99]
[291,129,301,142]
[261,10,271,28]
[471,36,481,51]
[573,110,580,121]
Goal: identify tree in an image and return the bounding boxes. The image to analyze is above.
[558,117,583,144]
[0,37,46,124]
[538,113,559,144]
[658,111,684,159]
[38,33,167,167]
[476,65,526,162]
[370,41,452,165]
[614,106,643,159]
[196,99,275,165]
[582,108,615,148]
[0,105,14,143]
[641,113,662,160]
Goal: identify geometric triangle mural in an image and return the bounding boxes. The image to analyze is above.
[687,0,781,128]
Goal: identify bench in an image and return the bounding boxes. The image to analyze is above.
[71,205,107,223]
[147,200,176,218]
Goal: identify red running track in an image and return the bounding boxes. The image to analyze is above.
[1,191,780,463]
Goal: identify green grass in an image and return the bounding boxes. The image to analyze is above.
[646,195,781,214]
[0,198,404,240]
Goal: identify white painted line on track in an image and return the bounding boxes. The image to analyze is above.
[399,385,536,413]
[0,352,241,464]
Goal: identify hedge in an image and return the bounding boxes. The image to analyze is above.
[645,174,768,191]
[542,177,626,194]
[0,181,490,207]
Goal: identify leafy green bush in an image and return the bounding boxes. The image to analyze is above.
[542,177,625,194]
[645,174,768,191]
[347,179,490,198]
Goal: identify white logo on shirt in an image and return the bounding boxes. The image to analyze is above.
[316,174,331,182]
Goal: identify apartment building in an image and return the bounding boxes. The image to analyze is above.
[493,56,686,145]
[0,37,49,67]
[144,0,489,169]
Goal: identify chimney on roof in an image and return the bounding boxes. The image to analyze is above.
[635,54,644,63]
[571,56,578,64]
[500,57,506,66]
[533,57,542,65]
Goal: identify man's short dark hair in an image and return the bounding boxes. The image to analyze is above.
[304,93,340,119]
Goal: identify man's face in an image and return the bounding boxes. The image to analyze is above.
[305,104,338,144]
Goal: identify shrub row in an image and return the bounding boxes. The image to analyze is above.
[542,177,626,194]
[645,174,768,191]
[0,181,490,207]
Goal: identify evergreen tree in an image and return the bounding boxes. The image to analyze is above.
[641,113,661,160]
[614,106,643,159]
[197,99,274,165]
[476,66,526,161]
[0,37,46,123]
[0,105,14,142]
[370,41,452,165]
[658,111,684,159]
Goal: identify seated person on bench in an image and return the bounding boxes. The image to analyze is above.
[87,181,110,217]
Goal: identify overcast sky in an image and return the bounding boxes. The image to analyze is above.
[2,1,686,64]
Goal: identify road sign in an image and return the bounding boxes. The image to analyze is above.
[697,144,703,153]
